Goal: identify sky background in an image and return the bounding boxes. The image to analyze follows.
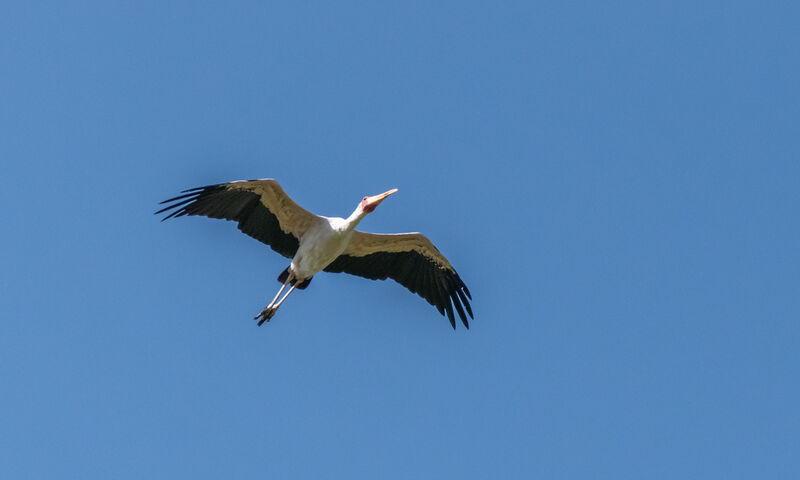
[1,1,798,478]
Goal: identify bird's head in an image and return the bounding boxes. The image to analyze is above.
[360,188,398,214]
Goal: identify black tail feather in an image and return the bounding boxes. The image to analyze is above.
[277,267,289,284]
[277,267,312,289]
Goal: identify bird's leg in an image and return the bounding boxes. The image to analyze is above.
[266,280,290,310]
[255,283,298,326]
[255,273,293,325]
[271,283,298,311]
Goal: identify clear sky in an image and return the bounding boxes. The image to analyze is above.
[2,1,798,478]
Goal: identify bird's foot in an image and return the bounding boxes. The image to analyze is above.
[254,306,276,326]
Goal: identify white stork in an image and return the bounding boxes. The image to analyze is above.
[156,179,473,329]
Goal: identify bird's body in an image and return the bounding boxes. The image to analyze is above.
[157,179,473,329]
[290,216,353,279]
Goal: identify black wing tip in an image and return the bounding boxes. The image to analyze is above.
[156,183,230,221]
[442,305,469,330]
[423,267,472,330]
[455,286,473,320]
[323,249,474,330]
[446,306,456,329]
[156,199,194,221]
[446,272,473,330]
[453,272,472,301]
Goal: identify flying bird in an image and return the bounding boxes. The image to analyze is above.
[156,179,473,329]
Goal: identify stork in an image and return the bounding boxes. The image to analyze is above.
[156,179,473,329]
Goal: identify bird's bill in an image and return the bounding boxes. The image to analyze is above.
[363,188,398,211]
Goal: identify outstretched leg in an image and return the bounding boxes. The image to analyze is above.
[271,283,298,311]
[255,272,303,326]
[255,272,291,325]
[255,284,299,326]
[266,279,290,310]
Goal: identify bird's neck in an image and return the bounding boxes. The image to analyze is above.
[343,205,368,231]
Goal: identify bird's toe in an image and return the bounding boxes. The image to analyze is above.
[255,307,275,326]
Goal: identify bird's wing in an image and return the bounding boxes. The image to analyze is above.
[324,231,473,329]
[156,179,321,258]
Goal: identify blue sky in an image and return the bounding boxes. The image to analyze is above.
[2,1,798,478]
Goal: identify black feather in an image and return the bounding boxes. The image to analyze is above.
[324,249,473,329]
[456,287,473,319]
[451,290,468,329]
[156,183,300,259]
